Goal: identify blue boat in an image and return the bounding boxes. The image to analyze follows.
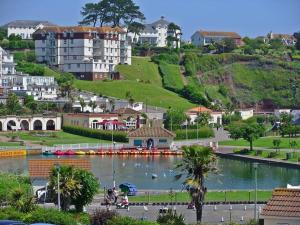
[119,183,138,196]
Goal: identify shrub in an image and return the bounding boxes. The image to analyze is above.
[174,127,214,140]
[90,209,118,225]
[268,151,279,158]
[107,216,159,225]
[16,61,45,75]
[23,207,78,225]
[157,209,186,225]
[152,52,179,65]
[62,125,128,142]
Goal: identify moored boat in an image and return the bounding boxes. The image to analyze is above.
[65,150,75,155]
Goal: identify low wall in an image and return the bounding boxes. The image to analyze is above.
[0,149,26,157]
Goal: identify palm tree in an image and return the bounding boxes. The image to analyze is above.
[88,100,97,113]
[175,145,217,223]
[78,97,86,112]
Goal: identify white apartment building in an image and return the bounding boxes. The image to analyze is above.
[129,17,181,48]
[0,47,16,75]
[4,20,55,39]
[33,26,132,81]
[1,75,57,100]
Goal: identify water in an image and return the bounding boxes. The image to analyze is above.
[0,155,299,190]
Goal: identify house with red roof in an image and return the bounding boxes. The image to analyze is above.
[186,106,223,125]
[191,30,242,47]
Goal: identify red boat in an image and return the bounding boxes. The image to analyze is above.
[65,150,75,155]
[54,150,64,156]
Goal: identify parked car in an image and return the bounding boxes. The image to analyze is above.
[0,221,26,225]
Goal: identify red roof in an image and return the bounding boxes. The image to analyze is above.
[128,127,175,138]
[198,30,241,39]
[261,188,300,218]
[187,106,212,114]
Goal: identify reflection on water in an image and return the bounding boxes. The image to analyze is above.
[0,155,299,190]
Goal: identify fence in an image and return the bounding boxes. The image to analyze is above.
[42,143,127,153]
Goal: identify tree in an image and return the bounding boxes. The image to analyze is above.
[89,100,97,113]
[128,21,145,42]
[72,168,99,212]
[290,140,297,153]
[6,92,22,114]
[279,112,293,137]
[228,123,265,151]
[48,166,81,211]
[167,23,181,49]
[78,97,86,112]
[157,209,185,225]
[273,139,281,152]
[175,145,217,222]
[222,38,237,53]
[164,108,187,130]
[195,112,212,127]
[269,38,284,49]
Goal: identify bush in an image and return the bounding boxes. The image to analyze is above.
[90,209,118,225]
[16,61,45,75]
[268,151,279,158]
[14,51,36,63]
[23,207,79,225]
[107,216,159,225]
[62,125,128,142]
[157,209,185,225]
[174,127,214,140]
[151,53,179,65]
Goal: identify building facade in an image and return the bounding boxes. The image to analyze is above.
[186,106,223,125]
[238,108,254,120]
[1,75,57,100]
[129,17,181,48]
[0,47,16,75]
[266,32,297,46]
[4,20,55,39]
[0,114,61,131]
[33,26,132,81]
[191,30,242,47]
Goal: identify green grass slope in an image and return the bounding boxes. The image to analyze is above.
[159,62,184,92]
[74,79,194,110]
[116,57,162,86]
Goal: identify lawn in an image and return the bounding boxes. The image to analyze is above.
[1,131,113,146]
[129,190,272,203]
[0,142,21,147]
[116,57,162,86]
[74,79,195,111]
[159,62,184,92]
[219,137,300,149]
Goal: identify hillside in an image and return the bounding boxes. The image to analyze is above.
[74,80,195,110]
[183,53,300,108]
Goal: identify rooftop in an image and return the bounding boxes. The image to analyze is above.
[187,106,212,114]
[114,108,141,115]
[197,30,241,39]
[128,127,175,138]
[34,26,125,34]
[261,188,300,218]
[3,20,56,28]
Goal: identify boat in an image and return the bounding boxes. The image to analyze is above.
[87,150,96,155]
[43,151,53,155]
[65,150,75,155]
[54,150,64,156]
[75,151,86,155]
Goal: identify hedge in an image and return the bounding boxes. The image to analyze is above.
[174,127,214,140]
[62,125,128,142]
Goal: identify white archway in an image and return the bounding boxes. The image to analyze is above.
[46,120,55,130]
[33,120,43,130]
[20,120,29,131]
[7,120,17,131]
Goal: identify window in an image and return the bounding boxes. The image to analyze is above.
[42,39,45,44]
[42,48,45,52]
[71,39,74,44]
[64,56,67,60]
[88,47,91,52]
[68,64,71,69]
[159,139,167,143]
[77,64,80,68]
[70,47,74,52]
[64,47,67,53]
[73,56,77,60]
[110,49,113,53]
[64,40,67,44]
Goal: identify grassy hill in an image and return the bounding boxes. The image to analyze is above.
[116,57,162,85]
[74,79,195,110]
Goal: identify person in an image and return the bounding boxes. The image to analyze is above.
[113,187,119,204]
[121,194,129,205]
[104,189,114,209]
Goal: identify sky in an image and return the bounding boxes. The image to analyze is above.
[0,0,299,40]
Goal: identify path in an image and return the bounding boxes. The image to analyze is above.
[86,204,264,225]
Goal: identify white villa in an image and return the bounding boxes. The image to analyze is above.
[186,106,223,125]
[4,20,56,39]
[129,16,181,48]
[33,26,132,81]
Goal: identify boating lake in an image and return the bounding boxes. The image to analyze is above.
[0,155,299,190]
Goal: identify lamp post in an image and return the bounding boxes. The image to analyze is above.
[253,162,258,220]
[111,121,116,188]
[54,163,61,211]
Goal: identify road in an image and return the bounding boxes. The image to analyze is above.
[87,203,264,224]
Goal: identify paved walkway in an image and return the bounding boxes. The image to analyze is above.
[87,204,264,224]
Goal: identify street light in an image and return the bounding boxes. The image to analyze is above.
[112,141,116,188]
[54,163,61,211]
[253,162,258,220]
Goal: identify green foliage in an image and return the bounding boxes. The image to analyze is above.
[158,62,184,93]
[152,53,179,65]
[90,209,118,225]
[16,61,45,75]
[6,92,22,114]
[174,127,214,140]
[0,35,34,50]
[157,209,186,225]
[164,108,187,130]
[108,216,159,225]
[0,28,7,40]
[13,50,36,63]
[8,187,36,213]
[72,169,99,212]
[63,125,128,142]
[273,139,281,150]
[181,84,210,106]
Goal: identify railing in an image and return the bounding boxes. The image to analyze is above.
[42,143,125,152]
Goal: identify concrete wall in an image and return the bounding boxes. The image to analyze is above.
[263,217,300,225]
[128,137,173,149]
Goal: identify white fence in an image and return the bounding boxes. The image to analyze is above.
[42,143,126,153]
